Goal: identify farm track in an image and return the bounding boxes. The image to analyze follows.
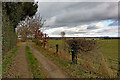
[29,42,68,78]
[3,43,32,78]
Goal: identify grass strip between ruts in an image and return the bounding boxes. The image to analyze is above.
[25,45,45,78]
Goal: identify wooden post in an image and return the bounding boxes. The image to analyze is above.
[71,50,77,64]
[71,51,77,64]
[71,41,77,64]
[56,44,59,54]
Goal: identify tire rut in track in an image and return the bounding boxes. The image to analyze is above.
[3,43,32,78]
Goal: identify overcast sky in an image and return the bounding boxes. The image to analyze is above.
[36,1,119,37]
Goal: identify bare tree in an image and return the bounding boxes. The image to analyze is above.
[16,13,45,42]
[29,13,46,34]
[17,17,32,41]
[61,31,65,38]
[60,31,66,52]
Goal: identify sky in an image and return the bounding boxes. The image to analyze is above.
[36,1,119,37]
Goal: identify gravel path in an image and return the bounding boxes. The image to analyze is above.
[29,43,68,78]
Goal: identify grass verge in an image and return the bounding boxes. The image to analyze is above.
[2,46,20,73]
[32,43,92,78]
[25,45,45,78]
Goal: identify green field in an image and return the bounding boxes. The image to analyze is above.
[48,40,64,53]
[48,39,118,60]
[48,40,63,48]
[98,39,118,59]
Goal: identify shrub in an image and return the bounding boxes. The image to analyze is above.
[66,39,97,53]
[66,39,97,64]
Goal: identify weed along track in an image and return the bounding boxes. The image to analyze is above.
[28,43,68,78]
[2,46,20,73]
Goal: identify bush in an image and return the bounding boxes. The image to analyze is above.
[66,39,97,53]
[66,39,97,64]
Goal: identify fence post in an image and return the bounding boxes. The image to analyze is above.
[71,50,77,64]
[56,44,59,54]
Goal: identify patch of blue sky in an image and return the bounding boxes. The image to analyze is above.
[102,20,114,27]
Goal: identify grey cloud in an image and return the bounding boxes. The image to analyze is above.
[43,25,118,37]
[37,2,118,37]
[87,25,98,30]
[65,31,86,35]
[38,2,118,27]
[50,30,61,35]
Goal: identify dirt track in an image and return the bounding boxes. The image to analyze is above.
[3,42,68,78]
[3,43,32,78]
[29,43,68,78]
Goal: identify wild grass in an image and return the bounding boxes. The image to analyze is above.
[25,45,45,78]
[32,43,94,78]
[2,46,20,73]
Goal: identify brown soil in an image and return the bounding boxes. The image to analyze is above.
[29,43,68,78]
[3,43,32,78]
